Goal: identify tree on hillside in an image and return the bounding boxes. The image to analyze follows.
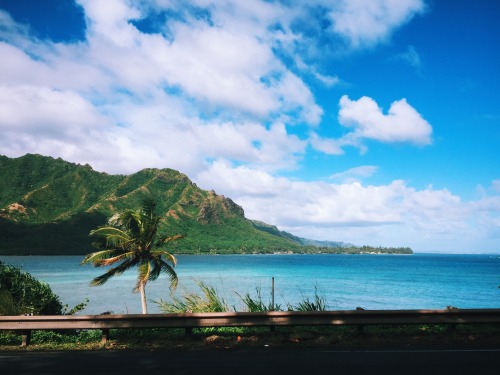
[81,197,182,314]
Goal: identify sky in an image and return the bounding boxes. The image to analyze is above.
[0,0,499,253]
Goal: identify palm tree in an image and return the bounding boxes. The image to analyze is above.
[81,198,182,314]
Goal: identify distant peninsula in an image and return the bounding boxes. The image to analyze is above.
[0,154,412,256]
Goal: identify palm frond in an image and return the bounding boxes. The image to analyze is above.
[119,210,143,238]
[89,226,129,238]
[148,261,162,282]
[90,227,131,249]
[151,250,177,267]
[81,249,126,266]
[141,197,157,219]
[144,217,161,244]
[158,259,178,290]
[89,258,138,286]
[98,251,135,266]
[158,234,184,245]
[90,270,116,286]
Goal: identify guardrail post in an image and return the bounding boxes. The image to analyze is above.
[185,327,193,339]
[271,277,275,311]
[356,307,365,335]
[357,325,364,335]
[446,306,459,332]
[101,329,110,345]
[21,330,31,347]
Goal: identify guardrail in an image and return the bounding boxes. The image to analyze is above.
[2,308,499,347]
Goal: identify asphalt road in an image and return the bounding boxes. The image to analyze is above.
[1,348,499,375]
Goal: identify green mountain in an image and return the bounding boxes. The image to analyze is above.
[0,154,412,255]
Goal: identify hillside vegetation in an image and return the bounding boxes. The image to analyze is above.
[0,154,412,255]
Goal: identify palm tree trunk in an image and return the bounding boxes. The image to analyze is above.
[139,282,148,314]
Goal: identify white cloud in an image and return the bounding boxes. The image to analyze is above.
[330,166,379,182]
[490,180,500,193]
[328,0,426,48]
[0,0,318,173]
[163,22,282,118]
[197,164,405,227]
[313,72,340,87]
[309,132,346,155]
[0,0,432,173]
[338,95,432,145]
[310,95,432,155]
[294,57,341,87]
[76,0,323,125]
[195,166,499,252]
[196,160,292,198]
[78,0,141,46]
[0,11,31,47]
[0,85,107,134]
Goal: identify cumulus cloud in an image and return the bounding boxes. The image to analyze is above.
[0,0,432,174]
[196,165,498,252]
[309,132,347,155]
[198,165,405,227]
[0,85,106,130]
[163,22,282,117]
[328,0,426,48]
[309,95,432,155]
[338,95,432,145]
[0,0,318,172]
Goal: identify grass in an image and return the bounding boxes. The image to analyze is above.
[156,281,328,313]
[157,281,231,313]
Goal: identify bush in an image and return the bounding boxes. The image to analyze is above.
[0,261,63,315]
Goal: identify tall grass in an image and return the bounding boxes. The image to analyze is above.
[156,281,328,313]
[289,286,328,311]
[156,281,230,313]
[237,288,282,312]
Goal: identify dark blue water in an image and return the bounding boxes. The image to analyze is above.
[1,254,499,314]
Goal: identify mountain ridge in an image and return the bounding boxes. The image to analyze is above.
[0,154,412,255]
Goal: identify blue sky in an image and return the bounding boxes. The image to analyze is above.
[0,0,499,253]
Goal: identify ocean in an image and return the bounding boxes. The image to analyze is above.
[1,253,499,314]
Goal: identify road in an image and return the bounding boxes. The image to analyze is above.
[1,348,499,375]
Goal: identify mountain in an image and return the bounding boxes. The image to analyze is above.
[0,154,412,255]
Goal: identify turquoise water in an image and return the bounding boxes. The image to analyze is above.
[1,254,499,314]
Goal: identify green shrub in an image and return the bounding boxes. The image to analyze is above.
[0,331,21,345]
[0,261,63,315]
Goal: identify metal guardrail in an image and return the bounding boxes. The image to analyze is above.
[2,308,499,347]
